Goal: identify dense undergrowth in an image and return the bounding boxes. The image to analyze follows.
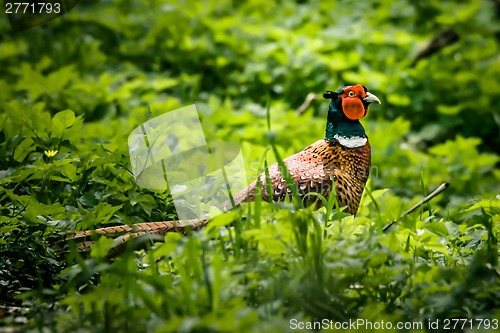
[1,0,499,332]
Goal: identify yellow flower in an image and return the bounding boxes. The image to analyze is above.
[44,150,58,158]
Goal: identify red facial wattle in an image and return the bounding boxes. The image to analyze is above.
[342,97,365,120]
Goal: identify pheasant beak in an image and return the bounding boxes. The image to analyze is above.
[363,92,381,104]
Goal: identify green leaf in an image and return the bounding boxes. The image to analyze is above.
[461,198,500,213]
[136,194,156,216]
[205,210,240,233]
[61,163,78,182]
[13,136,35,162]
[51,109,76,138]
[24,200,66,223]
[425,222,449,237]
[387,94,411,106]
[437,104,462,115]
[361,188,389,207]
[0,224,21,237]
[80,202,123,229]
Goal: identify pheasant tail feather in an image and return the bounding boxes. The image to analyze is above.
[64,218,209,258]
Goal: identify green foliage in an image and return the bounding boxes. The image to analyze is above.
[1,0,499,331]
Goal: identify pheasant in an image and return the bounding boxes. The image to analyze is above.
[65,84,381,256]
[227,85,380,213]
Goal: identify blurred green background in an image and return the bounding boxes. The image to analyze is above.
[0,0,499,331]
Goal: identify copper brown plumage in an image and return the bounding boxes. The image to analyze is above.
[64,84,381,257]
[232,139,371,214]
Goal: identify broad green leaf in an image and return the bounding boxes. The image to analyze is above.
[425,222,449,237]
[461,198,500,213]
[13,136,34,162]
[61,163,78,182]
[51,109,76,138]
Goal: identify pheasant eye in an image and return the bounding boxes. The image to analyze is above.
[348,91,355,97]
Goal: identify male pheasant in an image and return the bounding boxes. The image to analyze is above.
[231,84,380,213]
[65,84,381,255]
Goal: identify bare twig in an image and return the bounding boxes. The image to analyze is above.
[382,182,450,232]
[296,92,318,116]
[411,28,459,67]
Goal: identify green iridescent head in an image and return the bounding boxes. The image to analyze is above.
[322,84,380,141]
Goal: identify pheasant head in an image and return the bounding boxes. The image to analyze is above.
[323,84,380,146]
